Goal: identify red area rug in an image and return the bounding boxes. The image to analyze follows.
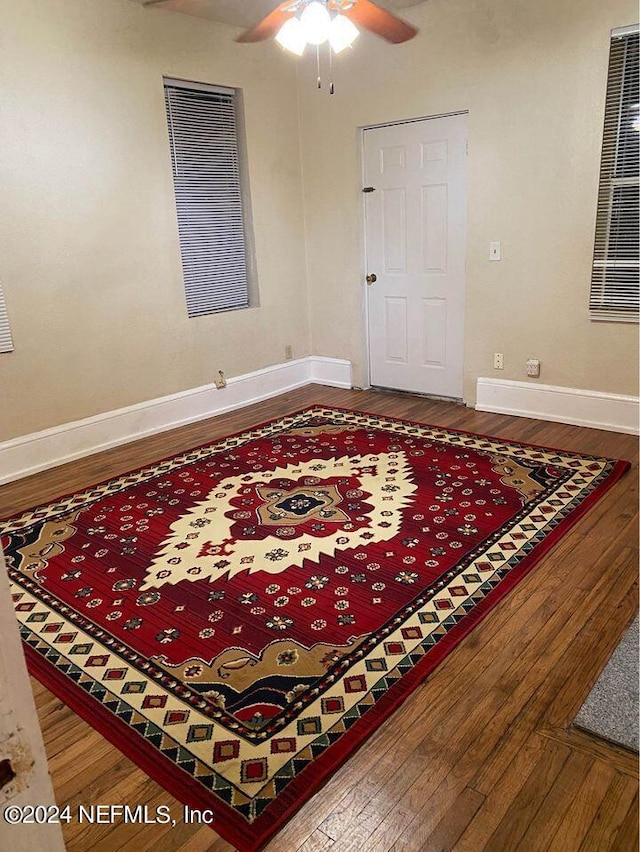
[1,406,628,850]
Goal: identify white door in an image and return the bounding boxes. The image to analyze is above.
[364,114,467,399]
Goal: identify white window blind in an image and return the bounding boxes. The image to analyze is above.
[164,80,250,317]
[589,28,639,322]
[0,285,14,353]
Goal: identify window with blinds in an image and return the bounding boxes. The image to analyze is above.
[0,285,14,353]
[164,80,251,318]
[589,27,639,322]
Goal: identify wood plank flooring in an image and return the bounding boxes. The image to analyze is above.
[1,385,637,852]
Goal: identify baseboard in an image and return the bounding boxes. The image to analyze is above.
[0,356,352,485]
[308,356,353,389]
[476,377,639,436]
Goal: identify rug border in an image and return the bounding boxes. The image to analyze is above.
[9,405,631,851]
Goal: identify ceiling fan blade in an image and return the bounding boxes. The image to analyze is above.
[236,4,294,43]
[342,0,418,44]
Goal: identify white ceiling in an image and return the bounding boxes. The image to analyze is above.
[133,0,426,31]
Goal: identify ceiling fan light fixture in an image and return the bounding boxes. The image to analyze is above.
[299,1,332,45]
[328,14,359,53]
[275,16,307,55]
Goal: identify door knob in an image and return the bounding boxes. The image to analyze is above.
[366,273,377,285]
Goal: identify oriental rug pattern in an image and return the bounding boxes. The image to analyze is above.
[1,407,628,850]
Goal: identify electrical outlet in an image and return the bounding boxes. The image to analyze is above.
[285,345,293,361]
[214,370,227,389]
[526,358,540,377]
[493,352,504,370]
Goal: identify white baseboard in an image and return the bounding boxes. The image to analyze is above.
[476,377,639,436]
[308,356,352,388]
[0,356,352,486]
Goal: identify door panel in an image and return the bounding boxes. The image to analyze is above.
[382,188,407,273]
[422,297,447,365]
[422,183,448,272]
[384,296,408,363]
[365,114,467,398]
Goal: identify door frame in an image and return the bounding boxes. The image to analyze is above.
[358,109,469,400]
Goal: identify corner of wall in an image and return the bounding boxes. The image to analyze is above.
[293,62,314,361]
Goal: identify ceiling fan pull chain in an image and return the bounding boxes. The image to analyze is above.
[328,40,335,94]
[316,44,322,89]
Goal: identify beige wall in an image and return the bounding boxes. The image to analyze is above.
[1,0,637,445]
[296,0,639,402]
[0,0,310,441]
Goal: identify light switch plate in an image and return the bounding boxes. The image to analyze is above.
[489,241,501,261]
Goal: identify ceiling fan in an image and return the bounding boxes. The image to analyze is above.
[142,0,418,93]
[237,0,418,52]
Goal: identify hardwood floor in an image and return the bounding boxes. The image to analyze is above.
[2,385,638,852]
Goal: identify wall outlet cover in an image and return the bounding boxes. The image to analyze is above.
[526,359,541,377]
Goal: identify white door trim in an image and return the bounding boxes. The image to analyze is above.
[362,109,469,134]
[361,111,469,398]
